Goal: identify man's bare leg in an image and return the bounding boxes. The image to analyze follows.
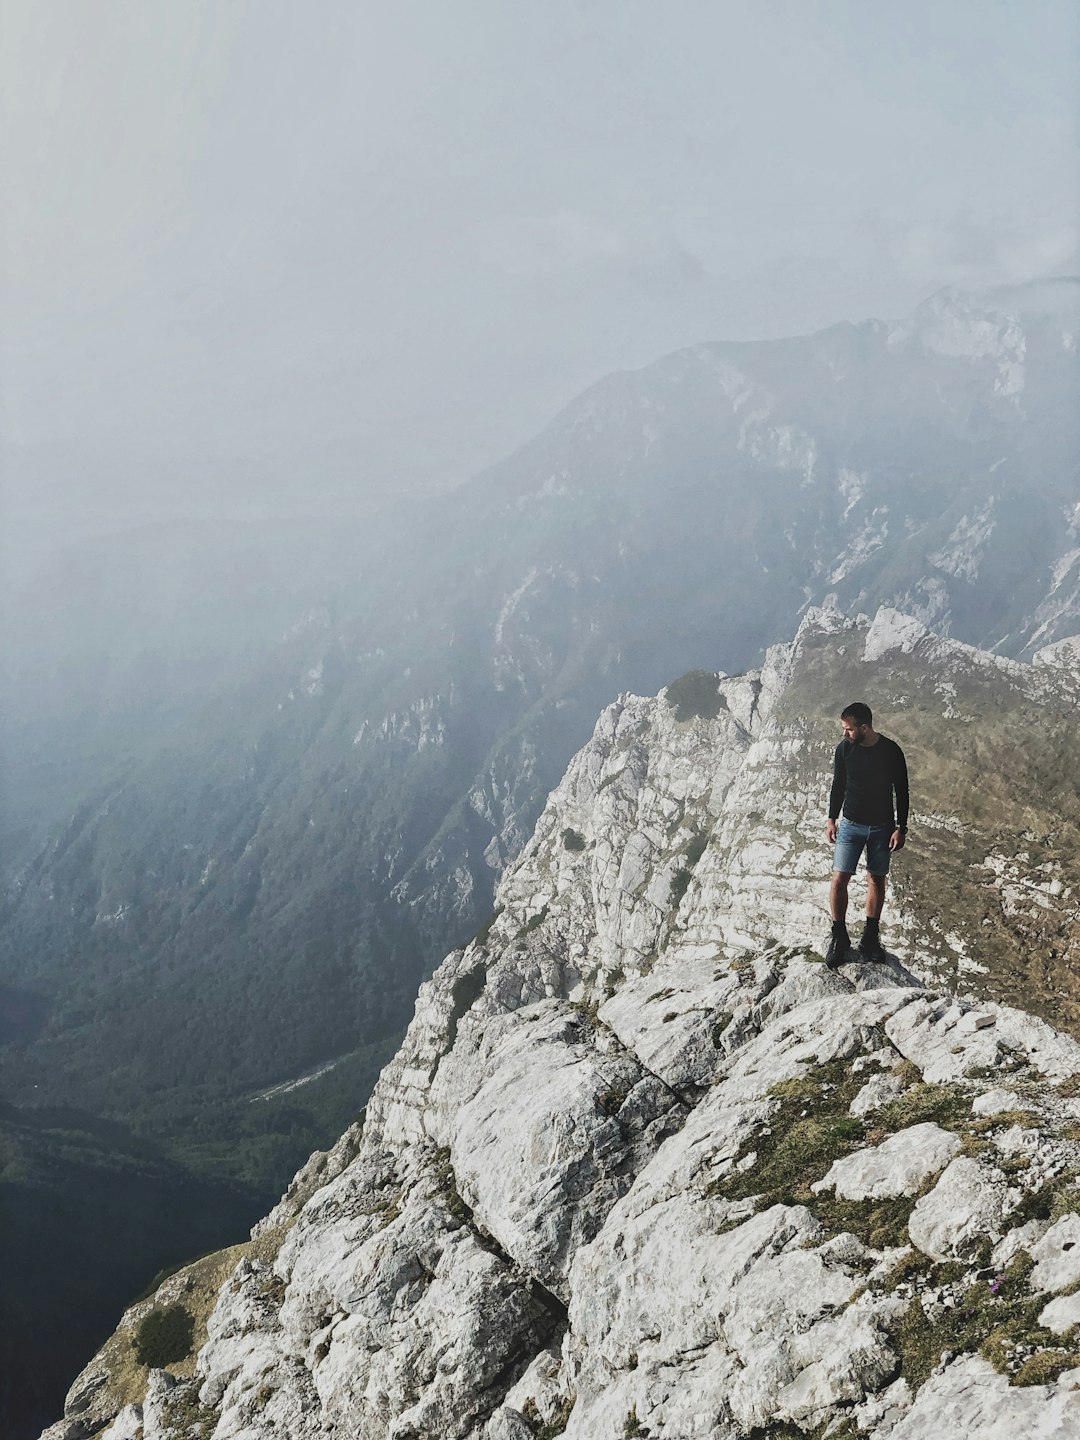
[826,872,853,968]
[830,871,852,922]
[858,874,888,959]
[866,874,886,921]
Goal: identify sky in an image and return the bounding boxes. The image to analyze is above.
[2,0,1078,576]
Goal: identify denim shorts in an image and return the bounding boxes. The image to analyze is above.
[833,818,893,876]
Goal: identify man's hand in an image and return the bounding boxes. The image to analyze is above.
[826,818,838,844]
[890,828,906,852]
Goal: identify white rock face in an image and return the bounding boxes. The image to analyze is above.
[908,1156,1017,1261]
[888,1354,1080,1439]
[40,608,1080,1440]
[850,1070,907,1116]
[813,1123,961,1202]
[1029,1215,1080,1294]
[972,1087,1022,1116]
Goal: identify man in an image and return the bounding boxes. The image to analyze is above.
[825,702,908,968]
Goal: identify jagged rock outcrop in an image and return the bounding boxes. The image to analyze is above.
[42,609,1080,1439]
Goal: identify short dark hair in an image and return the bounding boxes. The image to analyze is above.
[840,702,873,725]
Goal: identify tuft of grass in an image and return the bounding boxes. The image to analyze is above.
[812,1193,920,1251]
[987,1109,1041,1130]
[561,828,587,853]
[133,1304,194,1369]
[1050,1183,1080,1223]
[665,669,724,722]
[874,1083,972,1134]
[889,1252,1073,1391]
[623,1404,651,1437]
[522,1394,576,1439]
[472,905,504,948]
[432,1147,469,1220]
[1013,1350,1080,1386]
[669,867,693,906]
[709,1061,866,1208]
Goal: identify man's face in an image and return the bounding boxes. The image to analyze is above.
[842,717,868,744]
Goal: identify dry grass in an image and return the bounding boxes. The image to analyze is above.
[69,1222,290,1422]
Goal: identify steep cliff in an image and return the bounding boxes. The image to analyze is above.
[41,609,1080,1438]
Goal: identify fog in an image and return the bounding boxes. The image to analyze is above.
[1,15,1078,1428]
[3,0,1077,587]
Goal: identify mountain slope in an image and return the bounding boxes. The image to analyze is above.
[41,609,1080,1440]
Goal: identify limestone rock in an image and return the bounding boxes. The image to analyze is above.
[908,1156,1018,1261]
[812,1122,962,1202]
[850,1070,907,1116]
[1029,1215,1080,1294]
[886,1353,1080,1438]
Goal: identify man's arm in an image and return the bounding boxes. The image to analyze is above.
[894,744,909,829]
[891,743,909,851]
[827,744,845,841]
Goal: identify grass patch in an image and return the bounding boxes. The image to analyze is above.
[472,905,504,948]
[708,1060,866,1208]
[1013,1350,1080,1385]
[812,1193,920,1251]
[561,828,586,853]
[889,1252,1077,1391]
[1006,1168,1080,1228]
[133,1304,194,1368]
[874,1083,972,1134]
[1051,1182,1080,1222]
[161,1379,221,1436]
[522,1394,575,1439]
[669,867,693,906]
[981,1109,1041,1131]
[432,1147,469,1220]
[522,905,550,934]
[665,669,724,722]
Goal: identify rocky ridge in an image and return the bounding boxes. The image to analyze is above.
[43,608,1080,1439]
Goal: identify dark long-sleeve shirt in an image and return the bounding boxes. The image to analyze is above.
[829,735,909,830]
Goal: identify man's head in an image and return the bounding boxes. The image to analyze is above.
[840,701,873,744]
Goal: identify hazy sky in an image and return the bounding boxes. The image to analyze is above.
[3,0,1078,572]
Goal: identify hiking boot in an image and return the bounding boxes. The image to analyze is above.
[825,931,849,969]
[857,929,887,964]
